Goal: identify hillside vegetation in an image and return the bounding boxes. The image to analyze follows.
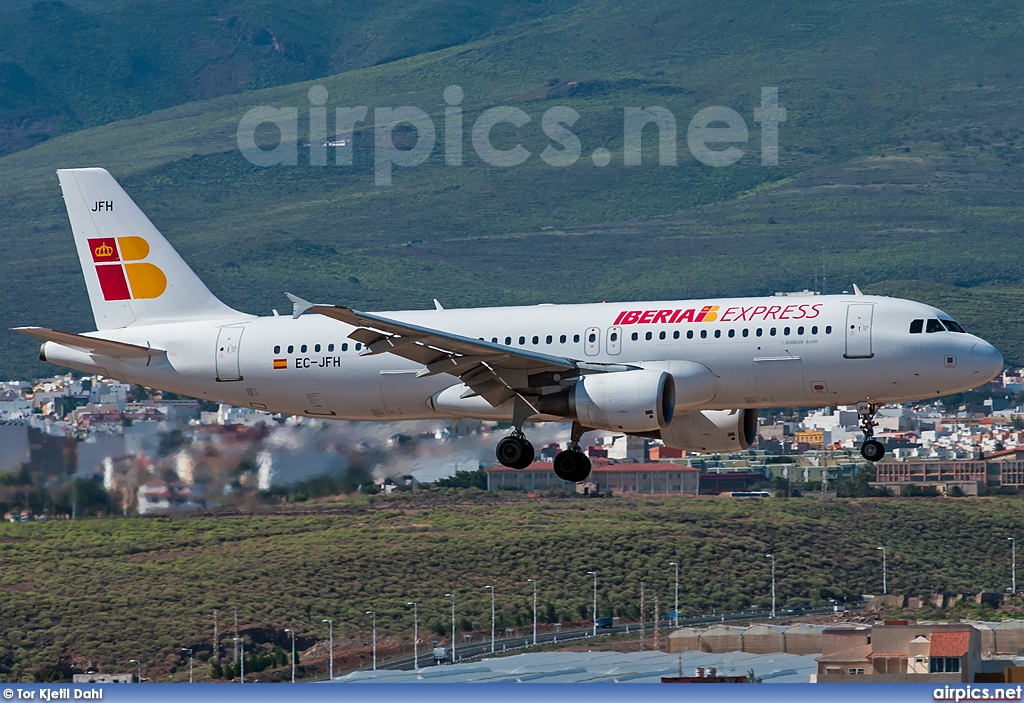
[2,493,1023,681]
[3,0,1024,377]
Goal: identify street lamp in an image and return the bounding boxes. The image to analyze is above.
[365,612,377,671]
[586,571,598,637]
[180,648,193,683]
[765,554,776,618]
[877,547,887,595]
[129,659,141,684]
[445,593,456,663]
[527,579,538,646]
[1010,538,1017,594]
[284,629,296,683]
[407,603,419,669]
[485,585,496,654]
[322,619,333,680]
[669,562,679,627]
[233,637,244,683]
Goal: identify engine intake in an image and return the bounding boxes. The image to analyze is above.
[538,369,675,432]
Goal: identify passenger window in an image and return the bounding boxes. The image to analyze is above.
[770,328,777,337]
[315,344,321,352]
[659,331,666,340]
[909,319,923,334]
[589,333,597,343]
[631,332,639,341]
[942,319,966,333]
[714,329,721,338]
[328,343,334,352]
[811,326,818,335]
[300,344,307,353]
[355,343,362,350]
[742,329,749,337]
[797,326,804,335]
[342,343,348,352]
[728,329,735,338]
[687,330,694,339]
[560,335,567,343]
[673,331,680,339]
[783,327,790,336]
[532,336,539,344]
[825,326,832,334]
[546,335,553,344]
[574,334,581,343]
[491,337,498,343]
[519,336,526,345]
[274,345,281,354]
[287,345,294,353]
[505,336,512,345]
[700,330,707,339]
[610,333,618,342]
[645,332,653,341]
[926,319,944,333]
[756,328,763,337]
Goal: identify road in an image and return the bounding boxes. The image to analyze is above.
[344,604,853,675]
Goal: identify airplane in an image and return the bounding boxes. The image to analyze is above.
[14,168,1004,482]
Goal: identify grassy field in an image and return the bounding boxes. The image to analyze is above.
[4,0,1024,377]
[3,491,1024,681]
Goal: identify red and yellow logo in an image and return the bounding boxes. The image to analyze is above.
[88,237,166,301]
[273,359,287,370]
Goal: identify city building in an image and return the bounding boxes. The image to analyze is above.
[486,461,699,495]
[815,623,980,682]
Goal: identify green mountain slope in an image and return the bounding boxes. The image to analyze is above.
[0,0,582,154]
[3,0,1024,377]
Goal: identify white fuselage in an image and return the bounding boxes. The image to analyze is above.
[41,293,1003,422]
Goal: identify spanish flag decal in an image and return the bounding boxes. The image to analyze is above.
[273,359,287,370]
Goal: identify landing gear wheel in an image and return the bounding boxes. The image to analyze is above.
[860,439,885,462]
[553,450,592,482]
[496,435,534,469]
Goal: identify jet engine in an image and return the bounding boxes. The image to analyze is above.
[538,369,675,432]
[659,408,758,452]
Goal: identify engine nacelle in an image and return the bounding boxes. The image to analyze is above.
[539,369,675,432]
[660,409,758,453]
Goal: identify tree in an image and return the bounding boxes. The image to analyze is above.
[436,469,488,490]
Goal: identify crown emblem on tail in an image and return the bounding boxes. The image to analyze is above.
[93,242,114,258]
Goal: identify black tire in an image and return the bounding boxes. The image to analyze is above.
[553,450,592,482]
[860,439,885,462]
[496,436,534,469]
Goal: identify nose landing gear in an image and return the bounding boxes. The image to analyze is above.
[857,402,886,461]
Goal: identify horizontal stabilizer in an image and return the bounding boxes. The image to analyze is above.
[12,327,164,359]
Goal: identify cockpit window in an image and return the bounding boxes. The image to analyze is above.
[909,319,923,334]
[942,319,966,333]
[926,319,945,333]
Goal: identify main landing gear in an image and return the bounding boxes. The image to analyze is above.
[495,422,593,483]
[553,422,592,483]
[857,402,886,462]
[496,430,535,470]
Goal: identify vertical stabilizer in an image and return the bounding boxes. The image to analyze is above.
[57,168,240,330]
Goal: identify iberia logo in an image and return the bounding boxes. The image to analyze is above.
[614,306,720,325]
[88,237,167,301]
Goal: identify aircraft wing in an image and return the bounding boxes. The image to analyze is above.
[12,327,165,359]
[288,294,600,407]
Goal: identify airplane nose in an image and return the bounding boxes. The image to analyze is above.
[972,342,1003,382]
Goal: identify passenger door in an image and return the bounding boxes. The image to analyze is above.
[215,327,243,382]
[606,326,622,355]
[585,327,601,356]
[844,304,874,359]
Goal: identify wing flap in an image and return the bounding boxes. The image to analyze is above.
[12,327,164,359]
